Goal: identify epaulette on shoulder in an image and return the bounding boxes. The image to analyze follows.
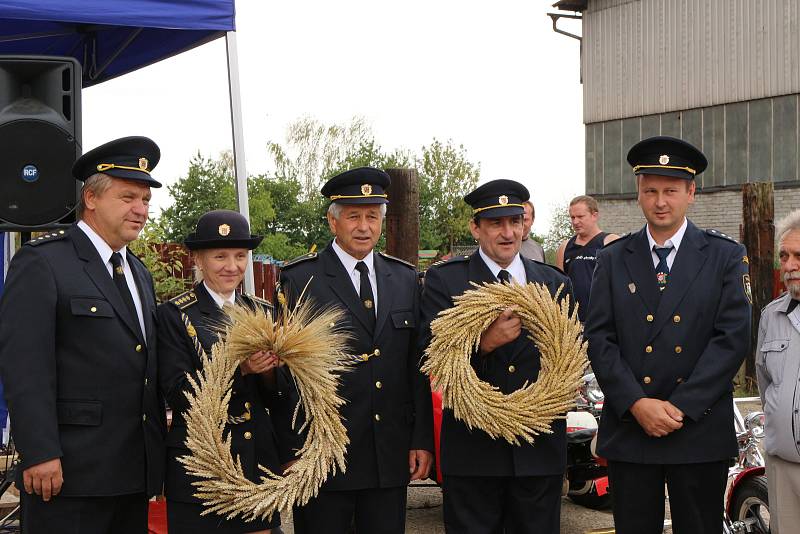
[378,251,415,269]
[430,255,471,269]
[602,232,632,249]
[248,294,274,309]
[530,259,567,276]
[282,252,318,269]
[706,228,739,244]
[25,229,68,247]
[169,290,198,310]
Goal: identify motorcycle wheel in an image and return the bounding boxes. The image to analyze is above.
[568,491,612,510]
[729,475,770,534]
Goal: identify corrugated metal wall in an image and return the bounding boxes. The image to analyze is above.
[582,0,800,123]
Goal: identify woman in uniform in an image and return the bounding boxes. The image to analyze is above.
[158,209,285,534]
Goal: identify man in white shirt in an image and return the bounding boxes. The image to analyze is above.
[585,136,751,534]
[0,136,166,533]
[756,208,800,534]
[279,167,434,534]
[419,179,574,534]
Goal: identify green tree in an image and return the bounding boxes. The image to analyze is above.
[159,153,237,242]
[543,201,574,263]
[417,139,480,252]
[267,116,374,198]
[129,219,191,302]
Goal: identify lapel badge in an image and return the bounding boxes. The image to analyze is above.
[628,282,636,294]
[115,266,124,275]
[218,224,231,236]
[186,323,197,337]
[138,157,149,171]
[659,155,670,165]
[361,184,372,195]
[498,195,509,205]
[364,299,373,309]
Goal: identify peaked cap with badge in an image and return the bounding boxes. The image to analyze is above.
[184,209,263,250]
[464,179,530,218]
[627,135,708,181]
[73,135,162,187]
[321,166,391,205]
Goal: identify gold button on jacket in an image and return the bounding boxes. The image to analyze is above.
[643,376,652,384]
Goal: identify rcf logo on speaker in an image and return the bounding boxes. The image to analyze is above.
[21,164,39,183]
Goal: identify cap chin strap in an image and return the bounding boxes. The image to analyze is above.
[96,163,151,175]
[329,193,388,200]
[472,203,524,214]
[632,164,696,175]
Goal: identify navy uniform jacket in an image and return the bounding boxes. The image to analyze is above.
[419,251,573,477]
[279,245,434,490]
[584,221,751,463]
[0,226,165,496]
[158,283,293,502]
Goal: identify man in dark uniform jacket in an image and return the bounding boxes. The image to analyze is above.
[584,136,752,534]
[280,167,434,534]
[420,179,574,534]
[0,137,167,533]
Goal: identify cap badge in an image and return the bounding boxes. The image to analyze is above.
[499,195,509,205]
[659,155,670,165]
[138,157,149,171]
[361,184,373,196]
[218,224,231,237]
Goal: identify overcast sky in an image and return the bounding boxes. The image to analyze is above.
[82,0,585,235]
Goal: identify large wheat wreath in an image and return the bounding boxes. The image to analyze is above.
[179,298,351,522]
[421,281,588,446]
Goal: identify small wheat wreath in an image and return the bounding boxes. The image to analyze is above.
[179,297,351,522]
[421,281,588,446]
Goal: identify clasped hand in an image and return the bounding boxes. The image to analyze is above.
[630,398,684,437]
[240,349,281,375]
[479,307,521,354]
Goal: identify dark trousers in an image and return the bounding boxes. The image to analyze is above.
[442,474,562,534]
[166,499,279,533]
[20,491,148,534]
[608,460,728,534]
[292,486,407,534]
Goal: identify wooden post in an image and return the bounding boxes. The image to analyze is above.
[385,168,420,267]
[741,182,774,390]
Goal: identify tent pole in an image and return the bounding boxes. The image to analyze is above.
[225,30,255,295]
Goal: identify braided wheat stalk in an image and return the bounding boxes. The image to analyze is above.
[180,300,351,521]
[421,281,588,446]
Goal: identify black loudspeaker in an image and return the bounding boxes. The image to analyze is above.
[0,56,82,231]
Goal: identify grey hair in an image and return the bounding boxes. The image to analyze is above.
[76,173,114,220]
[777,209,800,243]
[327,202,387,219]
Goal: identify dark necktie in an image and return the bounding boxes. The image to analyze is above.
[355,261,376,331]
[498,269,511,284]
[653,246,674,291]
[110,252,142,336]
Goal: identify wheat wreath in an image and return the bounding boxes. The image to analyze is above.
[421,281,588,446]
[179,298,351,522]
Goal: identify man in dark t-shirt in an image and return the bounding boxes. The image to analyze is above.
[556,195,618,321]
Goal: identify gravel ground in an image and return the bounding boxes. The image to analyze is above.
[278,400,763,534]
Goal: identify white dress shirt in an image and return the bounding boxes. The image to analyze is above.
[204,282,236,308]
[77,220,146,337]
[478,247,528,285]
[646,217,688,270]
[331,239,378,313]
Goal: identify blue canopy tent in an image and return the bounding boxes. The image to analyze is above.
[0,0,256,290]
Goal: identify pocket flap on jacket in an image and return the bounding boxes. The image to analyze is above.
[70,298,114,318]
[760,338,789,353]
[57,400,103,426]
[391,311,416,329]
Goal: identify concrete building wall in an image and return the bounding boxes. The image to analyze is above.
[597,186,800,241]
[582,0,800,124]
